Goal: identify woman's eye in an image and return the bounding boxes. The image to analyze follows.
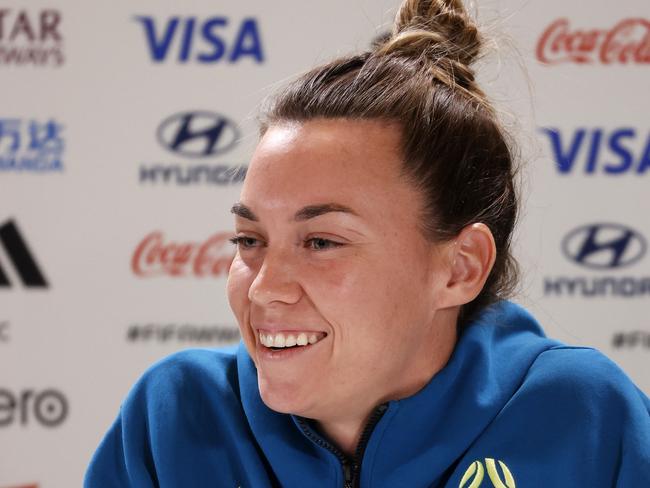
[305,237,342,251]
[229,236,260,249]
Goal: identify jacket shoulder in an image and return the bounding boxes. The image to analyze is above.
[125,347,242,410]
[467,347,650,485]
[523,346,648,408]
[85,347,255,487]
[508,345,650,456]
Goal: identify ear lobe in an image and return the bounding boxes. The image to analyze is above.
[440,223,497,308]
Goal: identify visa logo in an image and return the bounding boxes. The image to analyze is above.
[134,16,264,64]
[541,128,650,175]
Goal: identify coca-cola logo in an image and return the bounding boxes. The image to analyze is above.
[131,231,234,278]
[537,18,650,65]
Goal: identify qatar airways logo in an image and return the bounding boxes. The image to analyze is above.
[131,231,234,278]
[537,18,650,65]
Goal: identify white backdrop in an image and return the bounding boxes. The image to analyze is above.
[1,0,648,486]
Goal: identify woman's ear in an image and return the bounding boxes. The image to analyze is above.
[437,223,497,308]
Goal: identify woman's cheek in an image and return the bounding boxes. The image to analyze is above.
[227,256,255,318]
[227,257,259,358]
[303,258,370,322]
[306,252,362,288]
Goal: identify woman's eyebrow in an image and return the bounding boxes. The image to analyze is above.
[230,202,358,222]
[294,203,358,221]
[230,203,258,221]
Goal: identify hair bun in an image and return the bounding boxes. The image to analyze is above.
[380,0,482,68]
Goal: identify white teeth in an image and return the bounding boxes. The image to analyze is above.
[273,334,286,347]
[259,331,324,349]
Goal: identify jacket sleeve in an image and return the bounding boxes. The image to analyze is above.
[84,406,158,488]
[613,384,650,486]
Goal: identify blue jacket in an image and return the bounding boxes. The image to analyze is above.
[85,302,650,487]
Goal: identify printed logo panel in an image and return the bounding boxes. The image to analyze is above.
[157,111,239,158]
[131,231,234,278]
[134,16,264,64]
[612,330,650,349]
[126,322,240,344]
[537,18,650,65]
[0,119,64,172]
[0,9,64,66]
[544,223,650,298]
[0,388,68,428]
[540,128,650,175]
[140,111,247,186]
[562,223,646,270]
[0,220,48,289]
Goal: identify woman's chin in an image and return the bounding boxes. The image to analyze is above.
[258,376,315,416]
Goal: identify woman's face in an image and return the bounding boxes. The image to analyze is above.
[227,118,453,420]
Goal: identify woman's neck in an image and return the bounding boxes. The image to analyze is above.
[316,409,375,456]
[314,311,458,456]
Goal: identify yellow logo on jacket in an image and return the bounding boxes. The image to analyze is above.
[458,458,516,488]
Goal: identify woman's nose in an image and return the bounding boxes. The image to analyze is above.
[248,250,302,306]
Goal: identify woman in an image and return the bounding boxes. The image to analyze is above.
[85,0,650,486]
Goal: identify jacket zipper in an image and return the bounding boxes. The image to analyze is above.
[296,403,388,488]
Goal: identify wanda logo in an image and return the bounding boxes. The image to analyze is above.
[132,231,234,278]
[537,18,650,64]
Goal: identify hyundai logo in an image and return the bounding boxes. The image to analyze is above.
[157,111,239,158]
[562,223,647,270]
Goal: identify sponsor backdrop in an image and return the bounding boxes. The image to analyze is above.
[1,0,648,486]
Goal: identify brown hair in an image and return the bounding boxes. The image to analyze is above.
[259,0,519,327]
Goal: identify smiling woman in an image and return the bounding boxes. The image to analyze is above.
[85,0,650,487]
[226,119,466,456]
